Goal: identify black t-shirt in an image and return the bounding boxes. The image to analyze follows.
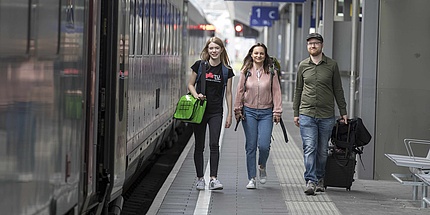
[191,60,234,114]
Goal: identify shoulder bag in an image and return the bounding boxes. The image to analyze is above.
[173,61,207,124]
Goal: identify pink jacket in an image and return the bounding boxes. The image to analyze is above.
[234,68,282,117]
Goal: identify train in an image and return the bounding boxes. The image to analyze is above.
[0,0,213,214]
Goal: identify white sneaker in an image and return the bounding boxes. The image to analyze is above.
[196,178,205,190]
[246,179,256,189]
[259,168,267,184]
[209,179,223,190]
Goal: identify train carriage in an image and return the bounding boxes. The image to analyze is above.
[0,0,211,214]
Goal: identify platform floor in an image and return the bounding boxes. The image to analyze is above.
[148,100,430,215]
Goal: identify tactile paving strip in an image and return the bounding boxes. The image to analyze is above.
[271,124,342,215]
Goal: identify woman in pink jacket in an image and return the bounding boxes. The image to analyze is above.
[234,43,282,189]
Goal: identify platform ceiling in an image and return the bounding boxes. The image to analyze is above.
[225,1,287,30]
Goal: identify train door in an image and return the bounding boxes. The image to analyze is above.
[80,0,128,213]
[93,0,128,213]
[80,0,100,213]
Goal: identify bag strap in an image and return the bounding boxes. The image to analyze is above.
[200,61,207,106]
[235,71,251,132]
[221,65,228,96]
[335,121,351,143]
[269,61,288,143]
[196,60,208,95]
[334,120,353,155]
[243,70,251,92]
[241,71,251,106]
[353,146,365,170]
[279,117,289,143]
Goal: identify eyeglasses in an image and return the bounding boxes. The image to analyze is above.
[307,42,321,46]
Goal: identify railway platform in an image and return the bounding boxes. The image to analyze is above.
[147,101,430,215]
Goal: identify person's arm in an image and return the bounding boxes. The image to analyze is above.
[233,71,246,121]
[272,72,282,124]
[293,63,304,127]
[332,63,348,122]
[187,70,205,100]
[225,77,233,128]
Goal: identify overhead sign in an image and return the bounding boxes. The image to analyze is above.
[225,0,306,2]
[252,6,279,20]
[250,15,272,27]
[250,6,278,27]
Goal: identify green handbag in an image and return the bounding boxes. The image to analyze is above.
[174,61,208,124]
[174,94,206,123]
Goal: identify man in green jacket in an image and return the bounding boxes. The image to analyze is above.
[293,33,348,195]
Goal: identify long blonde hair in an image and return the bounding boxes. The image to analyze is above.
[200,37,231,69]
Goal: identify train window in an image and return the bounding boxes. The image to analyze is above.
[171,7,175,56]
[164,1,168,55]
[141,0,149,55]
[148,0,155,55]
[176,8,180,55]
[177,9,182,56]
[159,0,166,55]
[155,0,162,55]
[135,0,142,55]
[154,1,160,55]
[165,3,172,55]
[0,1,29,56]
[130,0,136,56]
[37,0,60,57]
[171,7,175,55]
[166,1,171,55]
[173,7,178,55]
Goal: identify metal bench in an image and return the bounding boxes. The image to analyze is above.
[384,139,430,208]
[415,173,430,207]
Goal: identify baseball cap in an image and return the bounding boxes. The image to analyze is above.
[306,33,323,43]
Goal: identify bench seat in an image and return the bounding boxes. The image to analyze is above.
[384,139,430,208]
[385,154,430,170]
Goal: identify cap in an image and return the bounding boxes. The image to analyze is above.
[306,33,323,43]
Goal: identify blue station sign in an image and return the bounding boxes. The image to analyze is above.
[225,0,306,2]
[250,6,278,27]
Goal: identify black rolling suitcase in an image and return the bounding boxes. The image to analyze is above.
[323,118,366,191]
[324,149,356,191]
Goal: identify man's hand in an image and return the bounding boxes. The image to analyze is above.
[294,117,300,127]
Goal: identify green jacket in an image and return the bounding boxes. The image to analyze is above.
[293,54,347,118]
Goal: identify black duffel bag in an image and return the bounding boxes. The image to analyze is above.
[331,118,372,151]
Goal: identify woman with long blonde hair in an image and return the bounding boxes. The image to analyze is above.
[187,37,235,190]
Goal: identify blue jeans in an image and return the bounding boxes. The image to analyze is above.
[242,106,273,180]
[299,114,335,183]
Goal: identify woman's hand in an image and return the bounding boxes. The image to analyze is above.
[195,93,206,100]
[225,116,232,128]
[273,115,281,124]
[235,112,244,121]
